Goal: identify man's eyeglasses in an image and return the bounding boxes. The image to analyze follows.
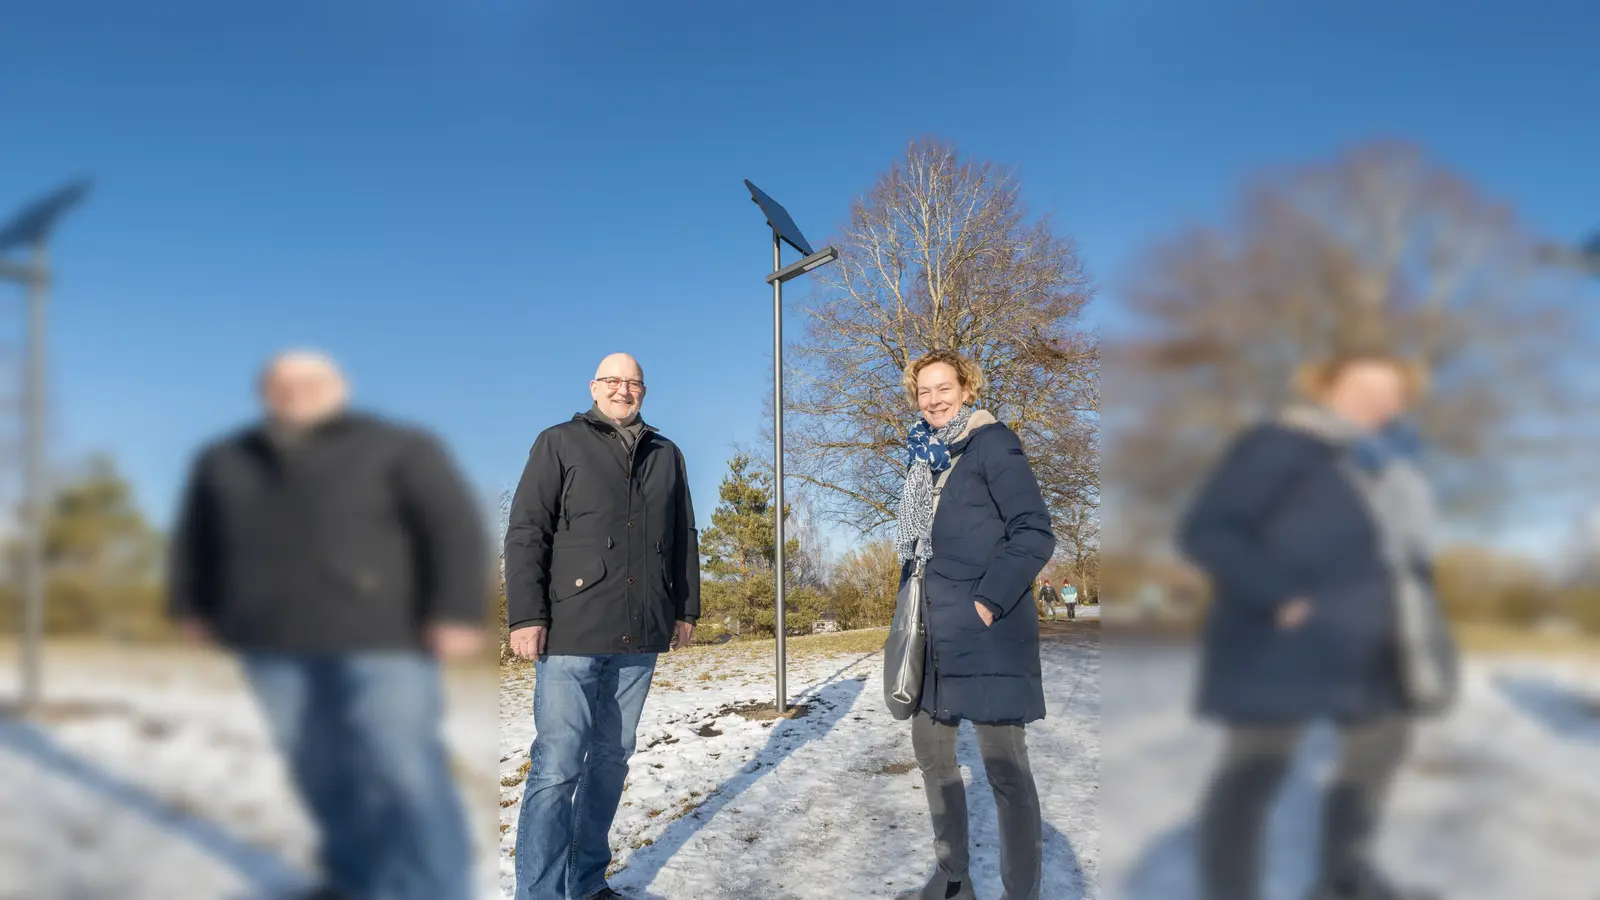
[595,377,645,391]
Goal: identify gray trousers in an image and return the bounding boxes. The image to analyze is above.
[1198,717,1411,900]
[911,712,1044,900]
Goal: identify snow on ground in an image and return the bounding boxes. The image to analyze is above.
[0,642,500,900]
[498,623,1101,900]
[1053,604,1099,622]
[1102,640,1600,900]
[12,613,1591,900]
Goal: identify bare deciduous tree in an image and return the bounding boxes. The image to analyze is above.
[1053,502,1099,596]
[1107,139,1598,546]
[785,138,1098,541]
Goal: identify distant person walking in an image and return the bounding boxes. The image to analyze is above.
[1037,578,1060,621]
[1179,350,1456,900]
[505,353,701,900]
[1062,581,1078,620]
[892,350,1056,900]
[169,350,488,900]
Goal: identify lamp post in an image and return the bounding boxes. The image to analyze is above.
[744,179,838,714]
[1535,232,1600,278]
[0,179,91,712]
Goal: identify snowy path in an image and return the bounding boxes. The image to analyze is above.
[5,625,1592,899]
[1102,642,1600,900]
[0,643,500,900]
[498,623,1102,899]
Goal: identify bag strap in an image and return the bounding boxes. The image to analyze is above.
[932,453,962,514]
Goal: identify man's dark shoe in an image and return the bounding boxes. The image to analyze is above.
[586,889,627,900]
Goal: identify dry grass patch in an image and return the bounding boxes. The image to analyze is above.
[499,627,888,676]
[1455,623,1600,658]
[500,758,533,788]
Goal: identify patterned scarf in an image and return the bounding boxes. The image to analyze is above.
[895,406,975,562]
[1351,420,1423,474]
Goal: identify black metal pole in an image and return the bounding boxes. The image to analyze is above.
[21,243,47,711]
[772,230,787,714]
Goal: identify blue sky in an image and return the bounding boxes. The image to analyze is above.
[2,1,1597,554]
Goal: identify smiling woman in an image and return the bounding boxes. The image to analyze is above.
[888,348,1056,900]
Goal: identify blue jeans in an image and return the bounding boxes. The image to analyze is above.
[242,652,472,900]
[515,653,658,900]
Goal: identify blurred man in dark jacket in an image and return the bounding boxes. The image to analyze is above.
[169,350,489,900]
[505,353,700,900]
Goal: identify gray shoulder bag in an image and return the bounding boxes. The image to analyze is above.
[1340,459,1460,716]
[883,458,960,720]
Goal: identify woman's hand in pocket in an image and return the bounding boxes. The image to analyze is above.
[975,601,995,627]
[1277,597,1312,631]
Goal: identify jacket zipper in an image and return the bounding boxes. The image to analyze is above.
[625,431,641,647]
[559,469,573,531]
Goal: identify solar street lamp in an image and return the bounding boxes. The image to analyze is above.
[1535,232,1600,278]
[744,179,837,714]
[0,179,91,712]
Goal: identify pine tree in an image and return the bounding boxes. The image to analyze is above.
[698,454,827,637]
[0,454,164,638]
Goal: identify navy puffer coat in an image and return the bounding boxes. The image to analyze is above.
[1179,420,1407,724]
[903,413,1056,726]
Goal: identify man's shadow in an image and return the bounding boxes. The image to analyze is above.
[0,714,311,899]
[1494,674,1600,743]
[613,674,1088,900]
[1042,822,1085,899]
[614,672,867,897]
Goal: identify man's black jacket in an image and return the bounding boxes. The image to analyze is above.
[169,412,489,652]
[504,410,700,655]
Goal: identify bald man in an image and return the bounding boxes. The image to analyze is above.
[168,350,487,900]
[505,353,701,900]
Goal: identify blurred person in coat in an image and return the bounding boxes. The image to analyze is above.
[169,350,489,900]
[894,349,1056,900]
[1179,350,1457,900]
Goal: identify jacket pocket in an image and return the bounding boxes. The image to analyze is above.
[318,559,390,600]
[655,539,675,594]
[968,599,993,629]
[925,555,985,634]
[928,554,987,582]
[549,555,607,602]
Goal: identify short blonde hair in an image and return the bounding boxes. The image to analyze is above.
[903,349,986,409]
[1292,351,1429,402]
